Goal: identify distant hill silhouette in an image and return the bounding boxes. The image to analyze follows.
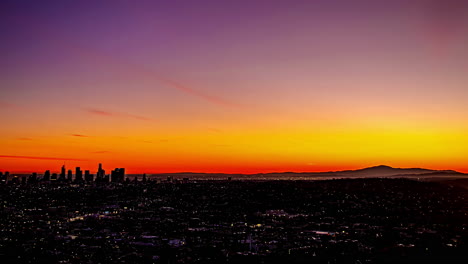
[151,165,466,180]
[329,165,460,177]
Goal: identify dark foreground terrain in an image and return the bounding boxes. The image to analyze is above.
[1,178,467,263]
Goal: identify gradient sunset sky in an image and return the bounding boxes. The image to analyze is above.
[1,0,468,174]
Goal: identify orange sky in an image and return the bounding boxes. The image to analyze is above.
[1,0,468,174]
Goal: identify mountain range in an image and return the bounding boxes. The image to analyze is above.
[153,165,467,179]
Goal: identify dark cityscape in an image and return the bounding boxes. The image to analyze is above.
[1,164,468,263]
[3,0,468,263]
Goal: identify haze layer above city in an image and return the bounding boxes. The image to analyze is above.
[1,0,468,174]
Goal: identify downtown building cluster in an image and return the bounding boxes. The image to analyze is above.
[0,163,127,185]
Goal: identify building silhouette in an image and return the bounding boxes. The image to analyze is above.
[111,168,125,183]
[43,170,51,181]
[97,163,105,179]
[28,172,38,184]
[59,165,66,181]
[85,170,94,183]
[75,167,83,182]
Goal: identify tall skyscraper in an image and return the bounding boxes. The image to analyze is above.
[59,165,66,181]
[97,163,105,179]
[75,167,83,182]
[43,170,50,181]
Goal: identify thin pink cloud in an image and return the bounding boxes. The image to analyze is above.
[86,108,153,121]
[72,134,90,137]
[152,75,241,108]
[87,109,114,116]
[17,137,33,141]
[91,151,111,154]
[68,45,241,108]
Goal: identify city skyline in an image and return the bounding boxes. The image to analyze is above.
[0,162,128,184]
[2,0,468,174]
[1,163,465,179]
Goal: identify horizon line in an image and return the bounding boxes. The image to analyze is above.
[2,165,466,175]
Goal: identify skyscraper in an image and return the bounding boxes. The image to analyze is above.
[97,163,105,179]
[75,167,83,182]
[59,165,66,181]
[43,170,50,181]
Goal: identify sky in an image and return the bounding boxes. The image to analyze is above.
[1,0,468,174]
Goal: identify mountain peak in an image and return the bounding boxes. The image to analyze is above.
[368,165,394,170]
[340,165,441,177]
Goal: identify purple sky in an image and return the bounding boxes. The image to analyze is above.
[1,0,468,173]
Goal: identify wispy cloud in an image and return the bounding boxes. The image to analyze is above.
[87,109,113,116]
[71,134,89,138]
[86,108,153,121]
[68,46,241,108]
[91,150,110,154]
[0,155,86,161]
[152,76,241,108]
[127,114,153,121]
